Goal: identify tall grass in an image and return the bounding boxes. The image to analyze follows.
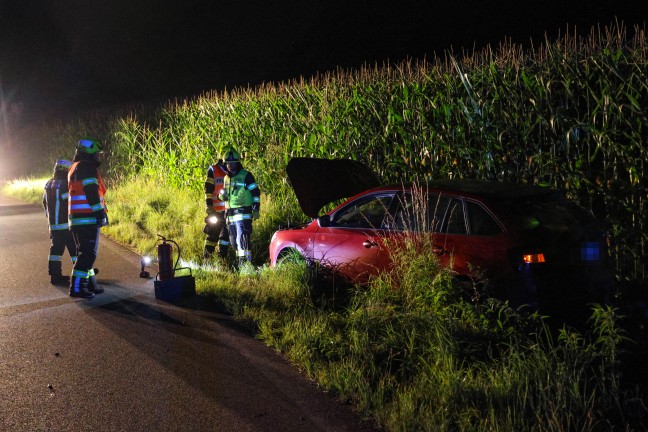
[194,230,644,431]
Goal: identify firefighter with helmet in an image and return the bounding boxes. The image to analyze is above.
[217,146,260,269]
[203,157,230,260]
[43,159,77,285]
[68,137,108,298]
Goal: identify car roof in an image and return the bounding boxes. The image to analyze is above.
[365,179,560,201]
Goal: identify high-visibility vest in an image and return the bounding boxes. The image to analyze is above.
[68,161,107,226]
[206,164,227,212]
[222,169,259,210]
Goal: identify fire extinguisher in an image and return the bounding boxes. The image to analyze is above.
[157,234,179,281]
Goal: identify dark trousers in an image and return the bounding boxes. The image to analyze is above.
[71,226,100,277]
[48,229,77,276]
[204,214,230,258]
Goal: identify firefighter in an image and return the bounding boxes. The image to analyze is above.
[217,146,260,269]
[68,137,108,298]
[203,158,230,260]
[43,159,77,285]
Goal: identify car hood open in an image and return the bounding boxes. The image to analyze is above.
[286,157,381,218]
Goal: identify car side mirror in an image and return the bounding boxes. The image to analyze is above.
[318,215,331,227]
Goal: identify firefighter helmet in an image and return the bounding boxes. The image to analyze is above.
[54,159,72,171]
[221,146,241,163]
[77,137,103,155]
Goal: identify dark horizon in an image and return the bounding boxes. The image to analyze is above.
[1,0,647,125]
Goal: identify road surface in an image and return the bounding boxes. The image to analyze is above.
[0,193,374,432]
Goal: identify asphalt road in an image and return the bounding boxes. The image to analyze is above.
[0,194,374,432]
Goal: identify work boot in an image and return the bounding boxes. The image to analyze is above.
[50,274,70,286]
[88,275,104,294]
[69,276,95,299]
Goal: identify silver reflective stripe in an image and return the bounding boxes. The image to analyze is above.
[227,213,252,222]
[71,203,92,210]
[54,189,61,225]
[70,217,96,225]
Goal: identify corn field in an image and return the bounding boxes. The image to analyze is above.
[15,21,648,284]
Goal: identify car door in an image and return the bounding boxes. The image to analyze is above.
[314,193,395,282]
[435,198,510,279]
[390,192,506,279]
[388,191,454,267]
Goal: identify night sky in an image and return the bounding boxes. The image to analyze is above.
[1,0,646,123]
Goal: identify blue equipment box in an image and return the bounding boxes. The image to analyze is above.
[154,267,196,302]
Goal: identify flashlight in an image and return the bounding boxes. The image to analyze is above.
[140,255,152,278]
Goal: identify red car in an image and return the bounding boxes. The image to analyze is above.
[270,158,613,310]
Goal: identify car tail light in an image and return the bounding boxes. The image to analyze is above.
[522,253,545,264]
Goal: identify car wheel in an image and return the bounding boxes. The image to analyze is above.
[276,248,307,267]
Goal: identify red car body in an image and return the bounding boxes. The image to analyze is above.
[270,158,612,309]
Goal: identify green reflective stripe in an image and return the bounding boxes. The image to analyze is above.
[50,223,69,230]
[205,193,213,199]
[49,255,63,262]
[205,178,215,185]
[82,178,99,186]
[73,269,90,278]
[204,240,217,247]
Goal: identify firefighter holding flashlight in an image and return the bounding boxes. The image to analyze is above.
[217,146,260,269]
[203,159,230,260]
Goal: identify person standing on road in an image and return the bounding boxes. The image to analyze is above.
[203,158,230,262]
[43,159,77,286]
[217,146,260,270]
[68,138,108,298]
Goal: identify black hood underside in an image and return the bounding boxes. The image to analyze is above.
[286,157,381,218]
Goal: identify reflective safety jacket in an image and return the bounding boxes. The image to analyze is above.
[218,169,260,217]
[204,163,227,213]
[68,160,107,227]
[43,172,71,231]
